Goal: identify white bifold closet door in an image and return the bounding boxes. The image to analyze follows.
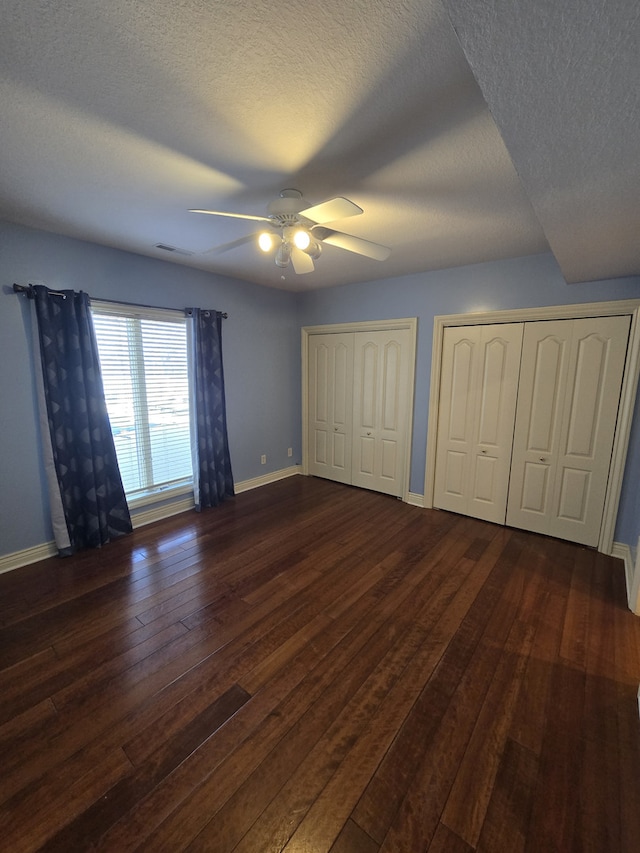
[351,330,412,495]
[506,315,630,546]
[434,315,631,547]
[307,333,354,485]
[308,329,412,497]
[433,323,524,523]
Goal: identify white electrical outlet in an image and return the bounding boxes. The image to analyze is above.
[287,447,292,457]
[261,454,266,464]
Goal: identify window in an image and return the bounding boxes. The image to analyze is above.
[91,302,193,505]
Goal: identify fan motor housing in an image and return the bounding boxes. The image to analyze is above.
[267,188,306,219]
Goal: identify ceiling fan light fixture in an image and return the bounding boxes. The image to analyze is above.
[189,191,388,274]
[258,231,275,252]
[275,241,291,268]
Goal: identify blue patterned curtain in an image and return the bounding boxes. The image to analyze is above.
[187,308,234,510]
[30,286,132,555]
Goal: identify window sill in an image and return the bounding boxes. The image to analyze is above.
[127,482,193,510]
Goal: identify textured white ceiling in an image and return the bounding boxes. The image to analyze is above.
[0,0,636,290]
[442,0,640,284]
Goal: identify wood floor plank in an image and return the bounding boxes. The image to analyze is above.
[476,737,538,853]
[440,626,534,847]
[507,592,567,756]
[38,685,251,852]
[558,540,591,667]
[0,743,133,851]
[524,663,585,851]
[1,477,639,852]
[0,697,57,742]
[328,819,380,853]
[440,537,549,846]
[428,822,475,852]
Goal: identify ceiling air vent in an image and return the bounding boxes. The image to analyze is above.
[154,243,194,256]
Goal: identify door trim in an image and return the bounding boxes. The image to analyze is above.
[424,300,640,554]
[302,318,418,502]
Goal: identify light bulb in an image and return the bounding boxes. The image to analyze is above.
[293,229,311,250]
[258,232,275,252]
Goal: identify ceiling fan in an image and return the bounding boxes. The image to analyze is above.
[190,189,391,274]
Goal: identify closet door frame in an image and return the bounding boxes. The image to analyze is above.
[424,300,640,554]
[302,318,418,502]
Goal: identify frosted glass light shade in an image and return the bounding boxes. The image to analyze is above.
[275,242,291,268]
[293,229,311,250]
[258,232,275,252]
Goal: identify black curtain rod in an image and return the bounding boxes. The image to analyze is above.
[13,284,228,318]
[13,283,66,298]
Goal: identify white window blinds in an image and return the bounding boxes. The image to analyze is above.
[91,302,192,504]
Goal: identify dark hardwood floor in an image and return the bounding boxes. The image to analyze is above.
[1,475,640,851]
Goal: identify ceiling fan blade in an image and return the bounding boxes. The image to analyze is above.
[319,230,391,261]
[202,233,258,255]
[190,209,272,223]
[290,247,315,274]
[299,197,363,225]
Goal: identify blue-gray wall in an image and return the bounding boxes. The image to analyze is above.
[0,220,301,556]
[2,219,640,560]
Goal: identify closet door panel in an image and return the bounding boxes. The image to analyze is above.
[473,454,496,503]
[525,334,566,454]
[477,337,513,445]
[448,338,475,441]
[548,315,630,544]
[519,462,550,513]
[358,342,377,428]
[470,329,523,519]
[434,323,523,523]
[442,451,466,498]
[507,315,630,545]
[506,323,569,535]
[433,330,478,515]
[556,467,589,521]
[359,436,375,475]
[333,341,351,429]
[314,430,328,465]
[332,432,347,470]
[381,439,398,480]
[307,333,354,484]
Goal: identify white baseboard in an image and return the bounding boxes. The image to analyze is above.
[609,542,640,720]
[0,466,304,574]
[611,541,637,613]
[0,541,58,574]
[234,465,302,494]
[628,536,640,617]
[406,492,425,508]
